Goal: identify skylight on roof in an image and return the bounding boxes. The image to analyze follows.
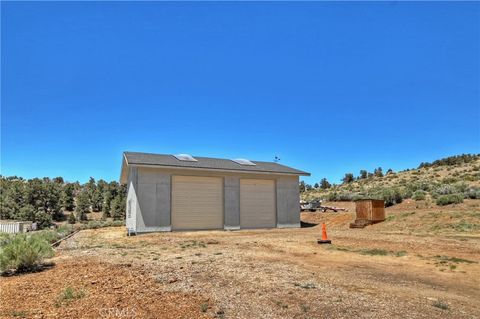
[174,154,197,162]
[232,158,256,166]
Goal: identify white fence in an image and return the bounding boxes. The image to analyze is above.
[0,221,33,234]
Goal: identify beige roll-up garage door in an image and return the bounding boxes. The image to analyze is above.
[240,179,276,229]
[172,175,223,230]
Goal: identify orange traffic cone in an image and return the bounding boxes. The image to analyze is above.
[317,223,332,244]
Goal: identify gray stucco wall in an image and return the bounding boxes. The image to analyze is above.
[129,167,300,232]
[135,168,171,232]
[224,176,240,230]
[276,176,301,227]
[125,167,138,231]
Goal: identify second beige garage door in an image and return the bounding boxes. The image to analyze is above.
[172,176,223,230]
[240,179,276,229]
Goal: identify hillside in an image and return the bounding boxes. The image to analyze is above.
[302,154,480,206]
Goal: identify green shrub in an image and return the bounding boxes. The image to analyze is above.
[434,185,457,196]
[56,224,74,238]
[326,192,338,201]
[412,190,426,201]
[436,194,464,206]
[464,187,480,199]
[15,205,52,229]
[67,213,76,224]
[432,300,449,310]
[56,286,86,307]
[406,181,434,193]
[0,233,54,273]
[369,187,403,207]
[34,230,62,244]
[79,220,124,230]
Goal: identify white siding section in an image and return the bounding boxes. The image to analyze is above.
[0,222,32,234]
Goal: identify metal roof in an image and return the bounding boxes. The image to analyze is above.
[121,151,309,182]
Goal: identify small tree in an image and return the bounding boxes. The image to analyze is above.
[61,183,76,211]
[359,170,368,179]
[314,183,319,189]
[16,205,36,222]
[320,178,331,189]
[53,177,64,184]
[374,167,383,177]
[342,173,354,184]
[101,211,108,221]
[90,192,102,212]
[75,190,90,221]
[299,181,306,193]
[102,190,113,217]
[110,196,125,220]
[68,212,76,224]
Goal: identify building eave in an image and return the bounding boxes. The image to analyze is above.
[126,163,310,177]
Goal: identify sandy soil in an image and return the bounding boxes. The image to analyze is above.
[1,201,479,318]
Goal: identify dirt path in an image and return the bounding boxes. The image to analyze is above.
[1,207,479,318]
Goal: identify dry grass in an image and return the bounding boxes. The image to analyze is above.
[302,158,480,201]
[1,201,479,318]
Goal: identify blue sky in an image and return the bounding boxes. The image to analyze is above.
[1,2,479,184]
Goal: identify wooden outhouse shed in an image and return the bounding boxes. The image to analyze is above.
[350,199,385,228]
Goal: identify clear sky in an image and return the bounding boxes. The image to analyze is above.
[1,2,479,185]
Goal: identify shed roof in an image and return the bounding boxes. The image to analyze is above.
[120,152,310,183]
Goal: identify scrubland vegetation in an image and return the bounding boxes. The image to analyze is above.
[0,221,126,274]
[301,154,480,207]
[0,176,127,229]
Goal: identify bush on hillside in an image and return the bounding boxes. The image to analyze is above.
[0,233,54,273]
[412,190,427,201]
[436,194,464,206]
[369,187,403,207]
[406,181,434,193]
[464,187,480,199]
[433,183,469,198]
[434,184,457,196]
[452,182,468,193]
[418,154,479,169]
[326,191,364,202]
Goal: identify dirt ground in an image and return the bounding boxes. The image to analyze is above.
[1,201,479,318]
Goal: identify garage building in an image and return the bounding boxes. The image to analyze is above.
[120,152,310,233]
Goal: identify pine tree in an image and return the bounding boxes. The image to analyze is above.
[102,190,113,217]
[320,178,331,189]
[85,177,102,211]
[110,196,125,220]
[61,183,76,211]
[75,190,90,221]
[342,173,354,184]
[299,181,306,193]
[374,167,383,177]
[359,170,368,179]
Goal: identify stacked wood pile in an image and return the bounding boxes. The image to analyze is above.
[350,199,385,228]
